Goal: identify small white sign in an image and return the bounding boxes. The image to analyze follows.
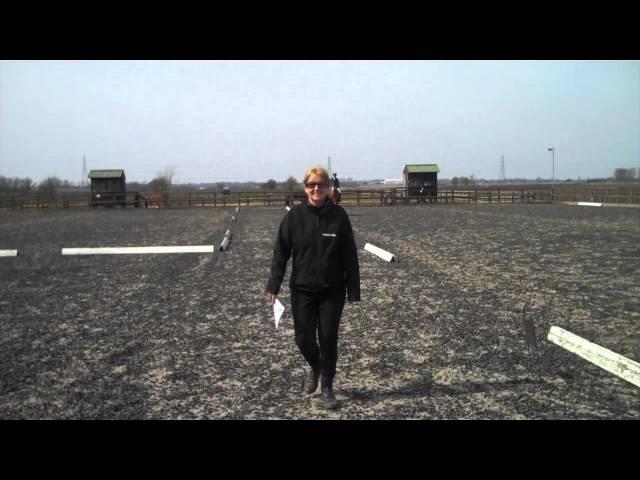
[273,298,285,328]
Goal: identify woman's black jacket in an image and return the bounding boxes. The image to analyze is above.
[266,199,361,302]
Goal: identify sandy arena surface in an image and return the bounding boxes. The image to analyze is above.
[1,204,639,419]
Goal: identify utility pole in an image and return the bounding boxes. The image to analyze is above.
[500,155,506,182]
[328,155,332,178]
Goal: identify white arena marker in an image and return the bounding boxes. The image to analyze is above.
[547,326,640,388]
[219,236,230,251]
[62,246,214,255]
[286,206,291,211]
[577,202,603,207]
[0,249,19,257]
[364,242,396,262]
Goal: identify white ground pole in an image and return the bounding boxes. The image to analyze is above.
[364,242,396,262]
[62,246,214,255]
[219,229,233,251]
[286,206,291,211]
[547,326,640,388]
[0,250,19,257]
[577,202,603,207]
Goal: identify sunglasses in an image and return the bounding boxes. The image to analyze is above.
[304,182,329,189]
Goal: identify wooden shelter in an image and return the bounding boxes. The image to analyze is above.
[88,169,127,207]
[403,164,439,202]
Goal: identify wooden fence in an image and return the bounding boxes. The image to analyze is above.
[1,186,639,211]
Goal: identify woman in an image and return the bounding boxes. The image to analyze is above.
[266,165,360,410]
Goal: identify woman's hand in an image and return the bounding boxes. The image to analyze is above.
[267,293,277,305]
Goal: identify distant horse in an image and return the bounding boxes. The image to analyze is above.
[332,187,341,205]
[147,192,164,208]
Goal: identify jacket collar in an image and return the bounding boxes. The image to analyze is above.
[304,196,333,213]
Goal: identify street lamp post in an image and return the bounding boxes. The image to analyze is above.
[548,147,555,186]
[548,147,555,202]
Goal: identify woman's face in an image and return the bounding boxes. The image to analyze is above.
[304,173,330,207]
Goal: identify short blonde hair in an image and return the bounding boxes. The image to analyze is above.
[303,165,330,183]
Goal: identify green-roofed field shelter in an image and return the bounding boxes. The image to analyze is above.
[403,164,439,201]
[88,169,127,207]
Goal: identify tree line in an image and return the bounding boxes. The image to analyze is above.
[0,173,305,198]
[4,168,637,199]
[0,175,78,199]
[259,176,300,192]
[614,168,638,182]
[135,174,302,194]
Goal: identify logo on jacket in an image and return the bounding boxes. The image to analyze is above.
[322,233,337,237]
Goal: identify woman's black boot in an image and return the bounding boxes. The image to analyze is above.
[321,377,339,410]
[303,366,320,394]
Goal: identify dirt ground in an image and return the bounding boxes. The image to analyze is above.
[1,204,639,419]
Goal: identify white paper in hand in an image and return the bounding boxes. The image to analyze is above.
[273,298,285,328]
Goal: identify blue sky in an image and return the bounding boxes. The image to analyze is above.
[0,60,638,184]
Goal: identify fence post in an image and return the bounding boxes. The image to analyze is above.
[488,191,492,203]
[357,191,360,206]
[498,189,501,203]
